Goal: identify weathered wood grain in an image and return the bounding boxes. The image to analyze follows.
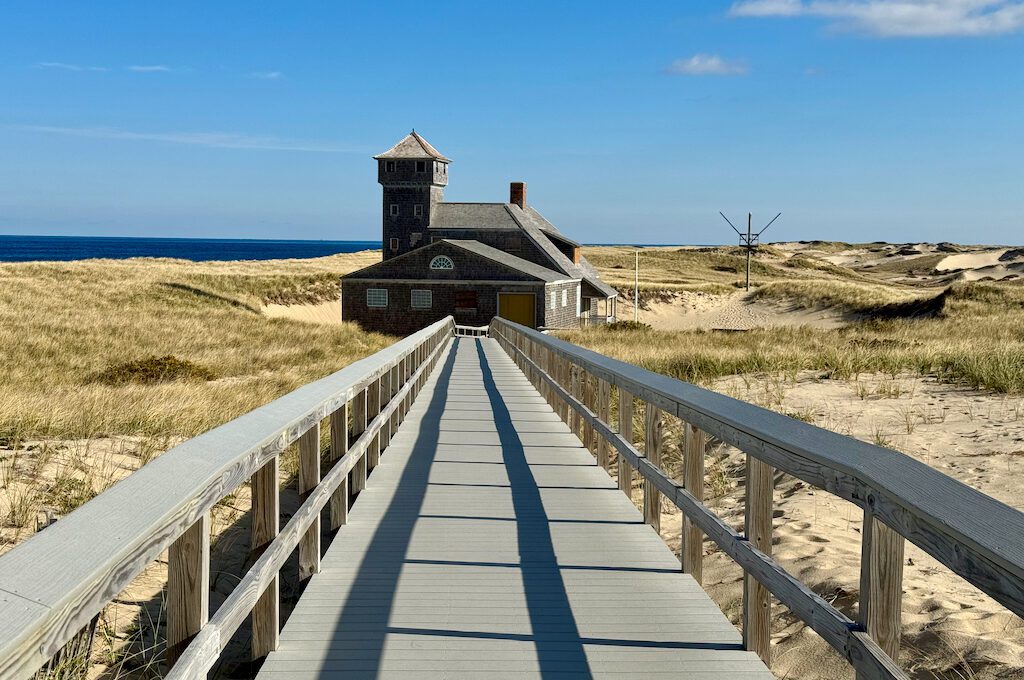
[328,404,348,532]
[859,507,906,676]
[251,457,279,660]
[743,456,773,665]
[618,388,634,500]
[597,378,611,471]
[367,377,382,470]
[297,423,321,584]
[644,404,663,533]
[165,513,209,667]
[683,423,705,581]
[491,319,1024,622]
[351,387,367,498]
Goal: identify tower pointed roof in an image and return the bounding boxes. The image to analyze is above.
[373,130,451,162]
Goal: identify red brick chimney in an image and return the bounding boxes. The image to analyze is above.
[509,182,526,208]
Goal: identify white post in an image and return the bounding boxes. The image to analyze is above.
[634,250,639,322]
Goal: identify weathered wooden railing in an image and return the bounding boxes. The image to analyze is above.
[454,324,489,337]
[491,317,1024,680]
[0,316,455,680]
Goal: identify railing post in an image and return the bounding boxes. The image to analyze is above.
[390,363,400,433]
[583,371,596,455]
[682,423,706,581]
[166,513,209,667]
[617,388,633,499]
[570,364,582,435]
[329,403,349,532]
[859,507,905,675]
[367,378,381,471]
[298,422,321,584]
[251,456,279,659]
[597,378,611,471]
[644,404,662,532]
[743,455,774,664]
[351,388,367,498]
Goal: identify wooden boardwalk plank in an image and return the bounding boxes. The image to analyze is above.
[257,338,773,679]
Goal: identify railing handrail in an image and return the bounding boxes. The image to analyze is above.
[490,318,1024,619]
[491,316,1024,679]
[0,316,456,679]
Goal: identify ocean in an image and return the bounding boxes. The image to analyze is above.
[0,235,379,263]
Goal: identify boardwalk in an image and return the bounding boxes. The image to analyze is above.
[256,338,773,679]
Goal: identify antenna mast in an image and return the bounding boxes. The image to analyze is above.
[719,211,781,291]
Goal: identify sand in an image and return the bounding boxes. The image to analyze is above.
[619,290,850,331]
[262,300,343,324]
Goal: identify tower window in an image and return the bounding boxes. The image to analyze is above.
[389,238,399,251]
[366,289,388,308]
[389,204,399,216]
[411,289,432,309]
[415,160,426,172]
[385,161,396,172]
[414,204,423,217]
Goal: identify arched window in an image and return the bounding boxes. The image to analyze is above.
[429,255,454,271]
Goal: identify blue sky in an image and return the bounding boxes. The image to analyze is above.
[1,1,1022,245]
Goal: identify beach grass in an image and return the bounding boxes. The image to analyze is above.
[559,282,1024,393]
[0,251,385,439]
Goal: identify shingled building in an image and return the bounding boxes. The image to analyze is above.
[341,131,617,335]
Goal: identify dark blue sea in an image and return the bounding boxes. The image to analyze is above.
[0,235,379,263]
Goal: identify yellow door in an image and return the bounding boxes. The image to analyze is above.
[498,293,536,328]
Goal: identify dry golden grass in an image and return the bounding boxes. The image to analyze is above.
[0,251,385,439]
[561,282,1024,393]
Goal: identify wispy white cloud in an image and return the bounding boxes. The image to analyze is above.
[9,124,361,153]
[36,61,108,72]
[250,71,283,80]
[127,65,172,72]
[729,0,1024,37]
[665,54,749,75]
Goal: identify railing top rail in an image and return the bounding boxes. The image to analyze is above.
[0,316,455,675]
[491,317,1024,619]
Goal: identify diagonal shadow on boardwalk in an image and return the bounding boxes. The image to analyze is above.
[473,338,594,678]
[312,342,460,676]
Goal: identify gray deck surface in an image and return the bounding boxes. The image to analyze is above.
[257,338,774,679]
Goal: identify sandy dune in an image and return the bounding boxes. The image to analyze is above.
[262,300,342,324]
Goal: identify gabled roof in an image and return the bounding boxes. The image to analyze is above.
[341,239,571,284]
[374,131,451,162]
[506,204,619,298]
[430,203,519,230]
[444,240,569,282]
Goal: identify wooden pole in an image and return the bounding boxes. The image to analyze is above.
[858,508,905,675]
[597,378,611,471]
[166,513,209,667]
[617,389,633,499]
[743,455,773,664]
[746,212,752,291]
[329,404,349,532]
[297,423,321,584]
[634,250,639,322]
[251,457,279,659]
[351,388,367,498]
[644,405,663,533]
[682,424,706,581]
